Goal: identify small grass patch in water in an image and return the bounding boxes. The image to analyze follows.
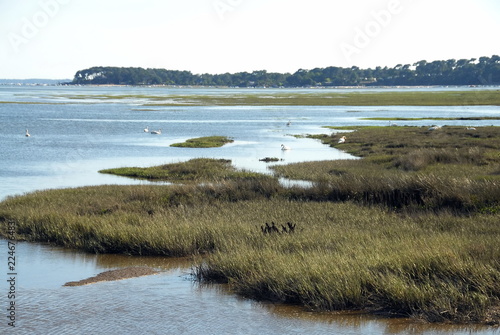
[170,136,234,148]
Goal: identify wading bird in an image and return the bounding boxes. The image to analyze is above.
[151,129,162,135]
[144,126,149,132]
[25,129,30,137]
[281,144,291,150]
[338,136,346,143]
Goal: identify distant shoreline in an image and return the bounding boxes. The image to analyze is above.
[2,86,499,106]
[2,82,500,91]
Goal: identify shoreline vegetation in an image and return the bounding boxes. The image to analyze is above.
[1,125,500,325]
[40,90,500,106]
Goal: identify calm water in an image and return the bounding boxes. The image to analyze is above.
[1,85,499,334]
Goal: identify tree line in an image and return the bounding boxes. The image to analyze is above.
[71,55,499,87]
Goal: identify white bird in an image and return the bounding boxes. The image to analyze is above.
[281,144,291,150]
[144,126,149,132]
[338,136,346,143]
[466,127,476,130]
[428,125,441,131]
[25,129,30,137]
[389,121,398,127]
[151,129,162,135]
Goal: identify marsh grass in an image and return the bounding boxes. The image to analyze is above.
[170,136,234,148]
[99,158,269,182]
[2,127,500,324]
[2,187,498,323]
[291,126,500,212]
[144,90,500,106]
[49,90,500,106]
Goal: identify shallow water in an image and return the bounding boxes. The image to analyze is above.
[2,86,500,201]
[1,85,500,334]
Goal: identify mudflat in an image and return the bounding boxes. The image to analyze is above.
[64,267,159,286]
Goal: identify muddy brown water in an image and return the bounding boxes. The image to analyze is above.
[1,240,497,334]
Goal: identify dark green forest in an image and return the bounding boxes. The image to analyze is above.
[71,55,500,87]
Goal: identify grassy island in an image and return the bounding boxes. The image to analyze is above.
[170,136,234,148]
[1,126,499,325]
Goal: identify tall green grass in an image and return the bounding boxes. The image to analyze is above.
[2,186,498,323]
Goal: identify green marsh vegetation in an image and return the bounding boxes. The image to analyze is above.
[170,136,234,148]
[46,90,500,106]
[145,90,500,106]
[99,158,269,182]
[1,127,500,324]
[278,126,500,213]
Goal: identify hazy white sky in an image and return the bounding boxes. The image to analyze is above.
[0,0,499,79]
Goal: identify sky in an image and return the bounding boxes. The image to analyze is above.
[0,0,499,79]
